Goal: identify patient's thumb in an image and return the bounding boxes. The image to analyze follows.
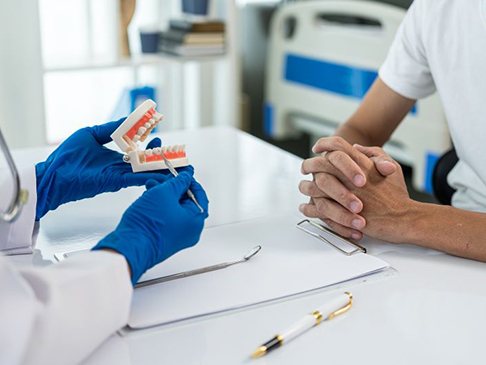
[374,157,397,176]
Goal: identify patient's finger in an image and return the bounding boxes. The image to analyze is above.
[301,156,349,181]
[374,158,397,176]
[313,136,374,172]
[353,144,386,157]
[314,172,363,213]
[309,137,368,186]
[326,150,366,187]
[312,137,361,163]
[322,218,363,240]
[298,200,363,240]
[299,180,326,198]
[313,197,366,231]
[301,156,330,175]
[312,136,353,154]
[354,144,398,176]
[299,203,320,218]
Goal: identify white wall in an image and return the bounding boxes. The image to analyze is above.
[0,0,46,148]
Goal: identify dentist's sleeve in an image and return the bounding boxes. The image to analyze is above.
[0,167,37,254]
[0,251,133,365]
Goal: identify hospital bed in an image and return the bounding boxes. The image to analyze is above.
[264,0,450,192]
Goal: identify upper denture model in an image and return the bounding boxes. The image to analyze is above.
[111,99,189,172]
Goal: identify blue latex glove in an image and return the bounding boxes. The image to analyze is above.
[35,118,193,220]
[92,172,209,284]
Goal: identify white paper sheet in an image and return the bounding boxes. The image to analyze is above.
[129,214,390,329]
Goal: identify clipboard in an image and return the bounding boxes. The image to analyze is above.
[128,214,389,329]
[296,219,366,256]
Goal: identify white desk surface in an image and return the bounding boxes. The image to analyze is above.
[12,126,486,364]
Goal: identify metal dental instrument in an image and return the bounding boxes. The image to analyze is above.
[135,245,262,289]
[161,154,204,213]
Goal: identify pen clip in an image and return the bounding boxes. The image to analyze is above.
[327,292,353,320]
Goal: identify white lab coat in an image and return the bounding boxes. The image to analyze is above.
[0,168,133,365]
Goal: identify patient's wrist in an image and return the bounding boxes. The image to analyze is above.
[397,200,433,245]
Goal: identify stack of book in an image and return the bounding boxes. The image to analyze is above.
[159,19,226,57]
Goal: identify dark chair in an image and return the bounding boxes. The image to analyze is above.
[432,147,458,205]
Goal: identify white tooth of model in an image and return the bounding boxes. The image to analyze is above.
[110,99,189,173]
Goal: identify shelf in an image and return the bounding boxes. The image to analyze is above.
[43,52,228,73]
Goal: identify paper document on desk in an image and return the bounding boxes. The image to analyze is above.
[128,214,389,329]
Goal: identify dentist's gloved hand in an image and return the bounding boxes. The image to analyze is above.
[92,172,209,284]
[35,118,193,220]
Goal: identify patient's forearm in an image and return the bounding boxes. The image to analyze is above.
[335,78,416,147]
[402,202,486,261]
[335,123,376,146]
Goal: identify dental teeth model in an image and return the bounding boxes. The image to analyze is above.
[110,99,189,172]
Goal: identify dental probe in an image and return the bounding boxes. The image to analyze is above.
[161,154,204,213]
[135,245,262,289]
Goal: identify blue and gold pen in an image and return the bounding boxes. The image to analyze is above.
[251,292,353,358]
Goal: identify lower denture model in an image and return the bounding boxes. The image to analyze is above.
[110,99,189,172]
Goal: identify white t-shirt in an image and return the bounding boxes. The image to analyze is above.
[379,0,486,212]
